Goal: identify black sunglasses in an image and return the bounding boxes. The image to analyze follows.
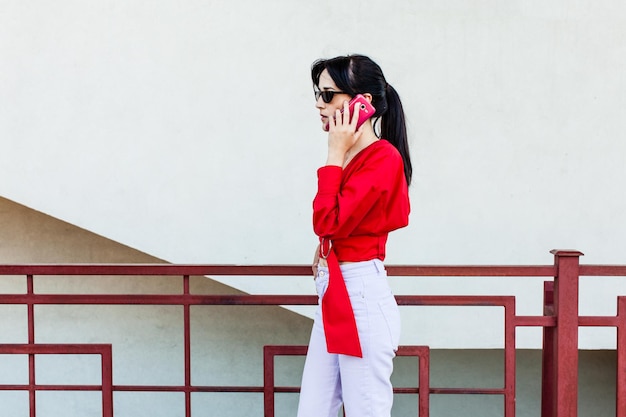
[314,90,346,104]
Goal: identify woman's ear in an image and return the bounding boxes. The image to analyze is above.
[362,93,373,103]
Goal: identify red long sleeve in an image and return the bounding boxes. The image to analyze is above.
[313,140,410,261]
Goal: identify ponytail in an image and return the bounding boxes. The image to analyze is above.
[380,84,412,186]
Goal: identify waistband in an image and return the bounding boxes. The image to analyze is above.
[318,259,386,280]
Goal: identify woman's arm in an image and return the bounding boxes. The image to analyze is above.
[313,146,405,238]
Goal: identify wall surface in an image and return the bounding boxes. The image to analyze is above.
[2,0,626,348]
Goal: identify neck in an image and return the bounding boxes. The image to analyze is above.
[344,124,379,166]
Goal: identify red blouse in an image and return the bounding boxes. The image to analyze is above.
[313,139,410,357]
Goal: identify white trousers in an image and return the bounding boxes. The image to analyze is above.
[297,259,401,417]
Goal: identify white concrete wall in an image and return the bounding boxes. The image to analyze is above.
[2,0,626,348]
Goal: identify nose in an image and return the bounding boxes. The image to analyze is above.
[315,95,325,109]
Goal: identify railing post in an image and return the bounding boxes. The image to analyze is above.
[550,249,583,417]
[541,281,555,417]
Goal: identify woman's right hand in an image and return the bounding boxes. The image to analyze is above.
[312,244,328,279]
[326,100,362,166]
[312,245,320,279]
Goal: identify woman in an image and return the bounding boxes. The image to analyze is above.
[297,54,412,417]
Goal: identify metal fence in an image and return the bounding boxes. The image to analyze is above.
[1,250,625,417]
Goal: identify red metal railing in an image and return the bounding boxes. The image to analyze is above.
[263,345,431,417]
[0,249,625,417]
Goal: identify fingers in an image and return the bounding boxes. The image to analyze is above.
[342,100,361,129]
[342,100,350,125]
[350,101,361,128]
[331,103,346,129]
[327,100,359,156]
[330,100,358,130]
[312,244,320,279]
[327,107,341,131]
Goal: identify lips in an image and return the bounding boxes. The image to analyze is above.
[320,115,330,131]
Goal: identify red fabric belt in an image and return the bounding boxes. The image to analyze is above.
[319,239,363,358]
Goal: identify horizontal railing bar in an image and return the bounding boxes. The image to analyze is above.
[0,264,558,277]
[113,385,264,393]
[515,316,556,327]
[0,263,624,278]
[0,386,30,391]
[0,344,110,354]
[0,383,506,395]
[430,388,505,395]
[264,346,307,355]
[0,294,513,307]
[4,383,496,395]
[273,386,425,394]
[0,384,264,393]
[1,385,104,391]
[0,294,320,305]
[0,265,313,276]
[580,265,626,276]
[388,265,556,277]
[273,387,301,393]
[0,294,317,305]
[579,316,618,326]
[187,386,263,393]
[396,295,513,306]
[393,388,420,394]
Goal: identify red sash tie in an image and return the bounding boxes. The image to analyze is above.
[320,240,363,358]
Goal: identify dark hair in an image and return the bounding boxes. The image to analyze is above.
[311,54,412,186]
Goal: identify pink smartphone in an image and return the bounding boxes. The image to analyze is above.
[341,94,376,129]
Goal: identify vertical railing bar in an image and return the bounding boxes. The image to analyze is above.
[418,347,430,417]
[183,275,192,417]
[617,297,626,417]
[541,281,555,417]
[263,346,276,417]
[101,345,114,417]
[27,274,36,417]
[27,275,35,343]
[504,299,516,417]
